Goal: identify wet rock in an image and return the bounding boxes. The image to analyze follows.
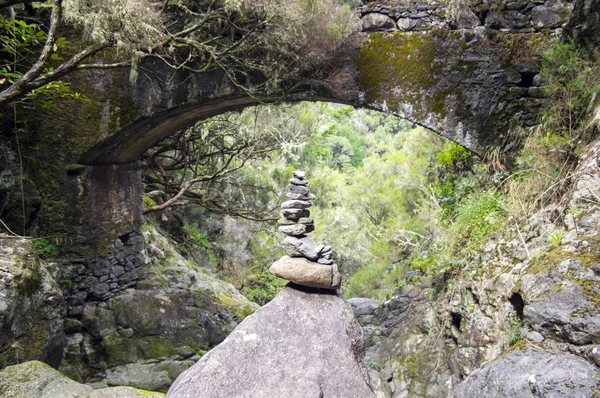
[270,256,340,289]
[167,286,375,397]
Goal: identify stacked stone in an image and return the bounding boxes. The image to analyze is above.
[269,171,341,290]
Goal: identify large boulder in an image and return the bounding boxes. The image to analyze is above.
[0,238,65,369]
[451,347,600,397]
[167,285,375,398]
[0,361,165,398]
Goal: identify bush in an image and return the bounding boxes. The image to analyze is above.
[31,238,58,259]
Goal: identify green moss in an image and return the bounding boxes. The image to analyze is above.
[218,294,254,321]
[103,334,180,367]
[523,235,600,303]
[357,32,437,118]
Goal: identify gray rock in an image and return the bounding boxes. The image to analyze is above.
[450,348,600,397]
[282,236,324,260]
[348,298,380,317]
[297,217,314,224]
[532,0,570,28]
[591,346,600,366]
[270,256,339,289]
[361,13,397,32]
[287,184,309,195]
[522,258,600,345]
[525,330,545,343]
[282,208,310,221]
[278,223,314,236]
[397,18,418,31]
[0,360,165,398]
[0,238,65,369]
[289,178,308,186]
[105,363,174,392]
[292,170,305,179]
[167,286,375,398]
[281,200,312,209]
[0,360,93,398]
[286,192,316,201]
[317,257,334,265]
[91,387,165,397]
[277,218,296,225]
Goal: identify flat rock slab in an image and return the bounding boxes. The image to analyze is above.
[450,347,600,397]
[270,256,340,289]
[167,286,375,398]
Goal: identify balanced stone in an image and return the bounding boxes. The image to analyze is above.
[288,184,309,195]
[297,218,314,224]
[278,218,296,225]
[290,177,308,185]
[278,223,315,236]
[270,256,340,289]
[286,192,316,201]
[282,236,324,261]
[318,258,334,265]
[281,200,312,209]
[293,170,306,179]
[282,208,309,220]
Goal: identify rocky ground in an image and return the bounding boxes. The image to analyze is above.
[0,224,257,395]
[350,139,600,397]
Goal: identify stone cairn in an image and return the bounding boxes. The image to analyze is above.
[269,170,341,290]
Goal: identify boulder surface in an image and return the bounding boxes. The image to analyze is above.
[451,347,600,397]
[168,285,375,398]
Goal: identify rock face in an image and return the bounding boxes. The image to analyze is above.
[0,238,65,369]
[167,285,375,398]
[272,171,340,290]
[0,361,165,398]
[60,226,258,391]
[355,139,600,397]
[451,348,600,397]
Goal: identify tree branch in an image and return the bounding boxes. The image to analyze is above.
[0,0,62,107]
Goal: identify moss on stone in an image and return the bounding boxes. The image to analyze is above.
[103,333,180,367]
[357,32,437,118]
[218,294,254,321]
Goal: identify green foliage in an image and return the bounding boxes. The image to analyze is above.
[507,318,523,346]
[243,271,287,305]
[143,195,157,208]
[539,40,599,139]
[436,142,471,170]
[30,238,58,259]
[181,225,216,263]
[547,228,565,247]
[450,191,506,252]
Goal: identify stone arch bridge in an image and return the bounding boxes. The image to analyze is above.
[54,0,573,301]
